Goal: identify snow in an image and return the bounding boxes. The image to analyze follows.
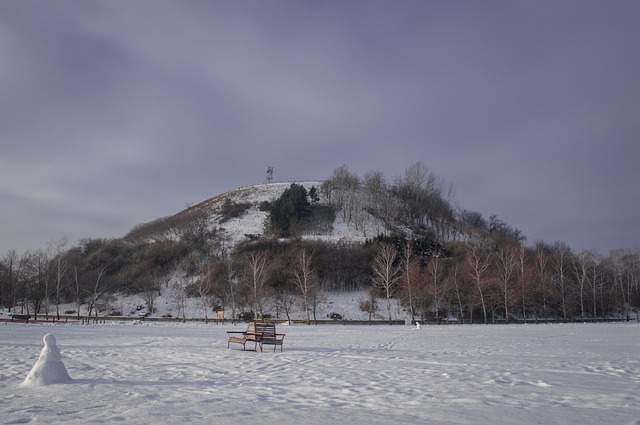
[69,289,401,322]
[2,322,639,424]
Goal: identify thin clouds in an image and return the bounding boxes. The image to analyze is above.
[0,0,638,254]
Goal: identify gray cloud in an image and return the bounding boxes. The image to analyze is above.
[1,0,638,254]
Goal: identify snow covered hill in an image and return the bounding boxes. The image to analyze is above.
[100,182,405,322]
[128,181,391,249]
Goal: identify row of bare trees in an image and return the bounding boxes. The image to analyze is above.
[0,239,70,320]
[368,235,639,324]
[0,236,190,320]
[0,223,366,322]
[1,233,638,323]
[197,241,329,324]
[194,234,639,324]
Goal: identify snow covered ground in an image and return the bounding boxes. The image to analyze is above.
[29,289,408,323]
[1,322,639,425]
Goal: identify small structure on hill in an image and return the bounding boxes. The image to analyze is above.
[266,165,274,183]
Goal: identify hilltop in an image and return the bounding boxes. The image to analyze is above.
[125,181,394,249]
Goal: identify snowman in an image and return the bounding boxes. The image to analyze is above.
[22,334,71,386]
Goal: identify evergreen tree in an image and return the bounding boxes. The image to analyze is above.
[269,183,310,237]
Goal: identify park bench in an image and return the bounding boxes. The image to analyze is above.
[227,322,285,352]
[257,322,285,352]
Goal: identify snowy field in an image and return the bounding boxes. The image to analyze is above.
[1,322,639,425]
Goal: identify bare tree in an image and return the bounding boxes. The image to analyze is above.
[533,242,554,320]
[349,190,368,237]
[323,164,360,221]
[621,251,639,320]
[466,239,491,324]
[362,171,389,233]
[574,250,597,318]
[589,253,602,318]
[49,238,68,320]
[140,276,161,317]
[609,249,640,319]
[223,257,239,323]
[20,249,49,319]
[359,289,379,324]
[396,162,447,227]
[3,250,19,312]
[172,268,190,323]
[399,242,420,323]
[372,243,401,324]
[291,248,318,323]
[496,242,518,322]
[447,262,466,323]
[15,252,30,315]
[198,262,216,323]
[309,279,326,325]
[276,286,297,325]
[244,251,269,318]
[86,265,109,318]
[68,266,83,319]
[517,243,531,320]
[426,251,447,319]
[552,242,572,320]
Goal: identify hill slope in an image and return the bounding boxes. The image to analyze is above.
[126,181,389,249]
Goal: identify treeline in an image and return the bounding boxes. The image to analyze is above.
[368,235,639,324]
[0,236,371,322]
[0,163,638,323]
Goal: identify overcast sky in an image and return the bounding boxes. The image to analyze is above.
[1,0,638,256]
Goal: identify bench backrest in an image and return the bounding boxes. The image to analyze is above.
[253,322,277,340]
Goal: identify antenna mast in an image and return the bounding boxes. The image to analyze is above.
[266,165,274,183]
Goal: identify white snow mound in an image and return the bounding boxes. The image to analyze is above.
[22,333,71,387]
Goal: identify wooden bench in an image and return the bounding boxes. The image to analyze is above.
[227,322,285,352]
[227,322,258,350]
[257,323,285,352]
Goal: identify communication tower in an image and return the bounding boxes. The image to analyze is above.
[266,165,274,183]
